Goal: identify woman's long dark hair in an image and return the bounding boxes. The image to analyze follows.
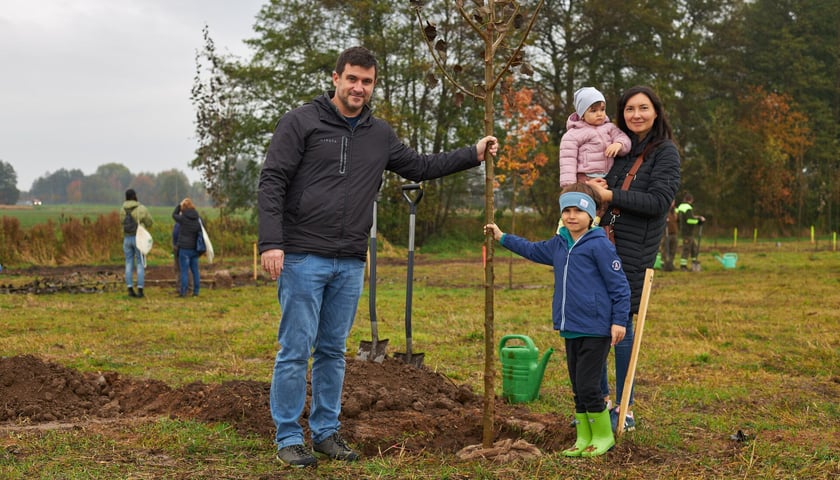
[616,85,673,148]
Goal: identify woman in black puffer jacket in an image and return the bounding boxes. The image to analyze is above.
[589,86,681,432]
[172,197,203,297]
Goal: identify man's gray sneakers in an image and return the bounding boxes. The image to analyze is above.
[313,433,360,461]
[275,444,317,468]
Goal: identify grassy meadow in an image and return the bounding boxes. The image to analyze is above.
[0,204,256,269]
[0,204,221,231]
[0,239,838,478]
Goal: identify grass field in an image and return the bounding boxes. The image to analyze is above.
[0,240,838,478]
[0,204,221,230]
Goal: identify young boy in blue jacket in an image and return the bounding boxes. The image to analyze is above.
[485,183,630,457]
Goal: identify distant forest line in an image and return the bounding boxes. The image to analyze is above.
[15,163,211,207]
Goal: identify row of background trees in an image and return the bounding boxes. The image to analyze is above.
[4,1,837,240]
[0,160,19,205]
[1,160,209,207]
[190,0,839,238]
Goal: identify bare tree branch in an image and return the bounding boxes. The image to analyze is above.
[412,8,485,101]
[492,0,544,90]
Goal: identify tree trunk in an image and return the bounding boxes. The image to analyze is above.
[481,34,497,450]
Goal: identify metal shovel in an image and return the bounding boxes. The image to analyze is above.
[394,183,425,367]
[691,223,703,272]
[357,191,388,362]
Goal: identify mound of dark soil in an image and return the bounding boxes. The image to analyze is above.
[0,354,569,456]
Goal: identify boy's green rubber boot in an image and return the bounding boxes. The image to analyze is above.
[581,408,615,457]
[562,413,591,457]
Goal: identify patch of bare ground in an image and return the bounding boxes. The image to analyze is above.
[0,354,572,460]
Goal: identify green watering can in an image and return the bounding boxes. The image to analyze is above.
[498,334,553,403]
[714,252,738,269]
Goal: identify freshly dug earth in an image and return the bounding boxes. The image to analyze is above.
[0,354,568,458]
[0,264,570,456]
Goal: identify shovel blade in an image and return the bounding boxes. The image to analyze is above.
[357,339,389,363]
[394,351,425,367]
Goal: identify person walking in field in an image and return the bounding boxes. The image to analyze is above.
[121,189,153,298]
[172,198,203,297]
[485,183,630,458]
[257,45,498,468]
[676,193,704,271]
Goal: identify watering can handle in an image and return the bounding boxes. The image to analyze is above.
[498,334,537,353]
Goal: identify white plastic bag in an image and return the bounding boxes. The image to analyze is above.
[136,224,153,255]
[200,220,214,263]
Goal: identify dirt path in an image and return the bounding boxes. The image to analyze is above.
[0,264,256,293]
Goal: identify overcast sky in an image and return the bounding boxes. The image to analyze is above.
[0,0,265,192]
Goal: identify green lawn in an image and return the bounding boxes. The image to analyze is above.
[0,243,838,478]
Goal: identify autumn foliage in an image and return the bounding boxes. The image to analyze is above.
[739,86,813,229]
[496,83,549,199]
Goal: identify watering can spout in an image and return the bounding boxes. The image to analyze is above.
[531,347,554,400]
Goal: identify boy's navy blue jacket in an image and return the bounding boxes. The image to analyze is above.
[500,227,630,337]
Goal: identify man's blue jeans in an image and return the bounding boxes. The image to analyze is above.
[269,253,365,450]
[601,315,635,407]
[123,235,144,288]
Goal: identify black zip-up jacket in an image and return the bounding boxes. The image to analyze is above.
[172,206,202,250]
[599,136,680,313]
[257,92,481,260]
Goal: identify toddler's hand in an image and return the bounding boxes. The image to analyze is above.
[605,142,622,157]
[587,177,608,188]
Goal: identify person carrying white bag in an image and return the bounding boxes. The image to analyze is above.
[121,189,154,298]
[172,197,205,297]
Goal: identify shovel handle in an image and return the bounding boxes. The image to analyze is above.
[369,197,379,338]
[402,183,422,357]
[402,183,424,209]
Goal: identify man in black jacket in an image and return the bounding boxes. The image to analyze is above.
[258,46,497,468]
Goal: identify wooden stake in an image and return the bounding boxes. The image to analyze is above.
[617,268,654,436]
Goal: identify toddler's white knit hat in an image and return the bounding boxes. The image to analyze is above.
[574,87,606,118]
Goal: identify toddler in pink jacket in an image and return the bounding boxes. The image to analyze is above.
[559,87,631,187]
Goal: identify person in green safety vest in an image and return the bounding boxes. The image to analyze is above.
[676,193,705,271]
